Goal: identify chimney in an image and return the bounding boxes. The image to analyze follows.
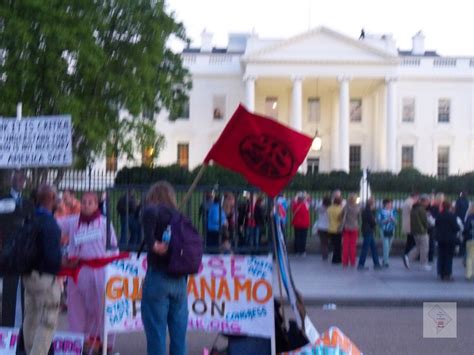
[411,31,425,55]
[201,30,213,52]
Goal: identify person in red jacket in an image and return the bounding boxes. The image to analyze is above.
[292,193,311,256]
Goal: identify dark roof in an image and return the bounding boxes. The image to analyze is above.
[398,50,440,57]
[182,47,245,54]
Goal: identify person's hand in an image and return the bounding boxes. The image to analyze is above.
[153,241,168,255]
[62,257,79,268]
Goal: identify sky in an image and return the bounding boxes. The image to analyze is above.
[166,0,474,56]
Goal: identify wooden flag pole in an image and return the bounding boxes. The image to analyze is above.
[179,163,207,210]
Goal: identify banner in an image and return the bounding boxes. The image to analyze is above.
[0,115,72,167]
[188,254,274,338]
[104,254,274,339]
[0,328,84,355]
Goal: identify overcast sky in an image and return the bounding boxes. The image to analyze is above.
[166,0,474,56]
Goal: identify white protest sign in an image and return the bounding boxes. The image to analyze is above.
[187,254,274,338]
[104,254,274,339]
[0,115,72,167]
[0,328,84,355]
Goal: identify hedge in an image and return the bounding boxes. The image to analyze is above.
[115,165,474,194]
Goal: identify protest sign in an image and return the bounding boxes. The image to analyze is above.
[0,115,72,167]
[0,328,84,355]
[104,254,274,339]
[187,254,274,338]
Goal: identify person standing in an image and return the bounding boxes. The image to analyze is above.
[404,195,432,271]
[428,193,444,262]
[291,193,310,256]
[402,193,418,255]
[116,190,140,247]
[253,196,266,249]
[141,181,188,355]
[54,189,81,219]
[0,170,35,327]
[358,198,381,270]
[455,191,470,256]
[22,184,71,355]
[207,195,227,249]
[435,201,460,281]
[378,199,397,268]
[58,192,118,353]
[328,197,344,264]
[463,205,474,280]
[314,196,331,261]
[341,194,360,268]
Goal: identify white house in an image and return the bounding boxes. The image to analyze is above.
[113,26,474,177]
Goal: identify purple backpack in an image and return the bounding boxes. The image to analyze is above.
[163,207,203,276]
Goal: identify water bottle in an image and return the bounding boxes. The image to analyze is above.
[162,225,172,244]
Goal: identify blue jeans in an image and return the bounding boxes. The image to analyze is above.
[358,232,380,267]
[141,269,188,355]
[383,236,393,265]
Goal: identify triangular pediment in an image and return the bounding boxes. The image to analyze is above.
[244,27,397,63]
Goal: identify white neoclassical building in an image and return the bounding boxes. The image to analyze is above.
[115,26,474,177]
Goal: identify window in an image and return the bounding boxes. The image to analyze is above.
[106,153,117,172]
[437,146,450,178]
[106,144,118,172]
[402,98,415,122]
[177,143,189,169]
[307,97,320,122]
[169,97,190,120]
[213,95,226,120]
[265,97,278,119]
[307,157,320,175]
[349,145,361,172]
[350,99,362,122]
[142,146,154,167]
[438,98,450,123]
[401,146,414,169]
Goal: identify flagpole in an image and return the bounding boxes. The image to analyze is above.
[270,207,287,330]
[179,163,207,210]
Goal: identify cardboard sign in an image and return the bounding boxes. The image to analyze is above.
[104,254,274,339]
[0,328,84,355]
[0,115,72,167]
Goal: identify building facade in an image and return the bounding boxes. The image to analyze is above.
[130,27,474,176]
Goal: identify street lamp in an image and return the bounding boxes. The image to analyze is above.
[312,130,322,151]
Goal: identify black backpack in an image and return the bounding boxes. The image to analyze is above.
[0,216,41,276]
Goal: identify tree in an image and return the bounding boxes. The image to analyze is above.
[0,0,191,168]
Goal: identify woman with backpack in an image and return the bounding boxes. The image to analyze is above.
[141,181,188,355]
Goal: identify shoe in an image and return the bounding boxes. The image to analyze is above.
[374,265,382,270]
[403,255,410,269]
[357,265,369,271]
[383,263,389,268]
[422,265,432,272]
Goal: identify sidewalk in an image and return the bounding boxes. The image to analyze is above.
[281,254,474,306]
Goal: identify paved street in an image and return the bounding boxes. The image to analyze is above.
[54,306,474,355]
[2,254,474,354]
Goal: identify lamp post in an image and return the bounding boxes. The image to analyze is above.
[312,130,322,151]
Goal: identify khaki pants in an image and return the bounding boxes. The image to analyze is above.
[22,272,61,355]
[466,240,474,279]
[408,233,429,266]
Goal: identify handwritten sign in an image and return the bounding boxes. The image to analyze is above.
[104,254,274,339]
[0,328,84,355]
[0,116,72,167]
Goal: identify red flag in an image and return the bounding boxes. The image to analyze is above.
[205,104,313,197]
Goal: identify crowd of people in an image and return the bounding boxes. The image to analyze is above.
[1,170,474,355]
[0,171,118,355]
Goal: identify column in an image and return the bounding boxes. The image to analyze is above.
[291,76,303,132]
[338,76,350,172]
[331,95,340,170]
[244,76,255,112]
[386,77,397,172]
